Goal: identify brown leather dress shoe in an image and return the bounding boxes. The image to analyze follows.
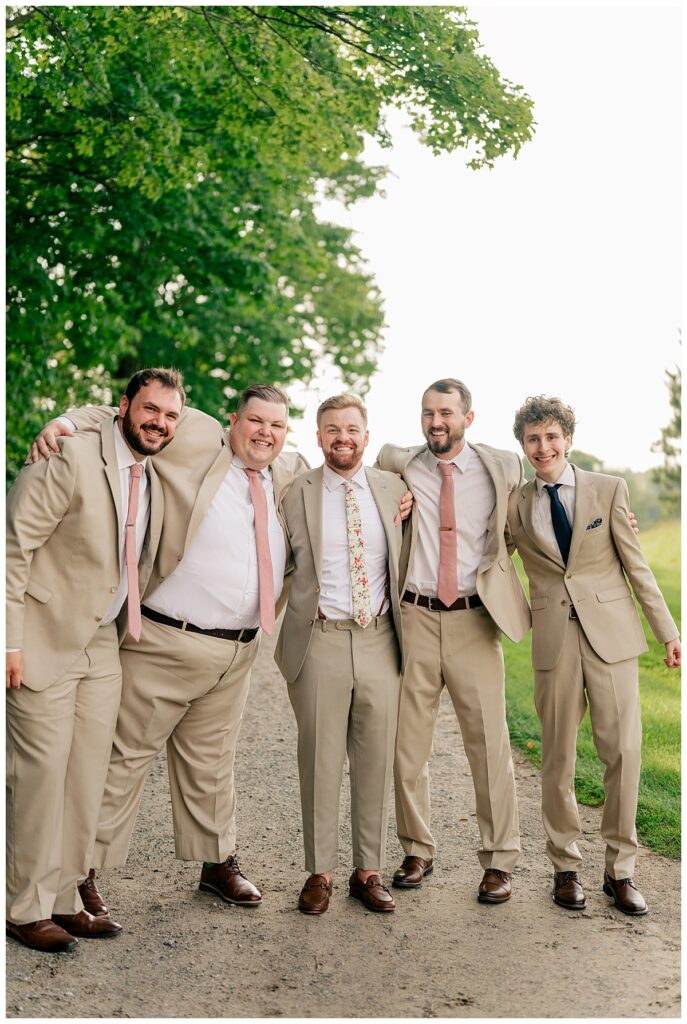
[199,856,262,906]
[553,871,586,910]
[78,869,109,917]
[52,909,123,937]
[298,874,333,915]
[392,855,434,889]
[6,919,78,953]
[478,869,512,904]
[349,872,396,912]
[603,871,648,916]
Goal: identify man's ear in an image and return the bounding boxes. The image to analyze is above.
[119,395,129,418]
[229,412,237,428]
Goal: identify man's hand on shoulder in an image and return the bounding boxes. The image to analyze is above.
[6,652,23,689]
[28,419,74,464]
[398,489,413,523]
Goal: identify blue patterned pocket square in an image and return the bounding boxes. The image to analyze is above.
[586,518,602,531]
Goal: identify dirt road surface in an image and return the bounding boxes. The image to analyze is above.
[5,631,681,1018]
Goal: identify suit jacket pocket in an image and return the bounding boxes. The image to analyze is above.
[530,595,548,610]
[596,584,631,603]
[25,578,53,604]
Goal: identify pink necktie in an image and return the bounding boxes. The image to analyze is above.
[125,463,143,642]
[245,469,275,635]
[437,461,459,607]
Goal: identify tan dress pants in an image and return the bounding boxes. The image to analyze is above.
[287,615,401,874]
[6,623,121,924]
[92,616,259,867]
[534,618,642,878]
[394,603,521,871]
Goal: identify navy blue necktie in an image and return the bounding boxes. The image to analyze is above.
[544,483,572,563]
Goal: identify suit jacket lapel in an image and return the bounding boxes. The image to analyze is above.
[303,469,324,585]
[470,443,504,568]
[138,463,164,587]
[567,465,594,567]
[366,469,397,558]
[100,420,124,564]
[185,444,233,553]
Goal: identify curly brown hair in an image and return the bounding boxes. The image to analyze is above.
[512,396,576,443]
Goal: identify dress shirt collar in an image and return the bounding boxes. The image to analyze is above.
[113,419,148,472]
[426,441,472,474]
[535,461,575,494]
[323,463,368,492]
[231,452,271,480]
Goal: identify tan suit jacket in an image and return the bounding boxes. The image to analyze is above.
[507,466,678,670]
[274,466,407,683]
[64,405,309,610]
[6,418,163,691]
[375,441,531,643]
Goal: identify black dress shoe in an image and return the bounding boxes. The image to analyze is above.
[478,869,512,904]
[603,871,648,915]
[392,856,434,889]
[6,919,78,952]
[553,871,586,910]
[199,856,262,906]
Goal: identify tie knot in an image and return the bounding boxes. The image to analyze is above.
[130,463,143,479]
[244,468,260,479]
[438,461,454,477]
[545,483,561,496]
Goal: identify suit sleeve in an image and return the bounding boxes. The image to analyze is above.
[6,448,78,650]
[610,478,679,643]
[65,405,118,430]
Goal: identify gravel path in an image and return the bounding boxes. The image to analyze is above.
[6,631,681,1018]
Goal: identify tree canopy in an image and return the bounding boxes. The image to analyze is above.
[651,362,681,515]
[6,5,535,482]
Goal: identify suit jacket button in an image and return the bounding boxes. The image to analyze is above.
[315,587,320,593]
[95,615,102,622]
[561,600,567,606]
[110,587,117,593]
[308,619,314,626]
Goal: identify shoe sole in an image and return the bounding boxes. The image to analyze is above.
[552,895,586,910]
[6,928,78,953]
[198,881,262,906]
[298,905,329,915]
[602,883,648,916]
[392,866,434,889]
[477,892,511,904]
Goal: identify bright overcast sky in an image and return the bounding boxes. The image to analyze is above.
[286,3,682,473]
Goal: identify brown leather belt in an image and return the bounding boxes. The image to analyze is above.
[141,606,258,643]
[402,591,483,612]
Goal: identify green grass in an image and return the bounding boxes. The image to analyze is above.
[504,518,681,859]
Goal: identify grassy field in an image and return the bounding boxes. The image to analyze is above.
[504,518,681,859]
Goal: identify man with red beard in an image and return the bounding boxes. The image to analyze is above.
[275,394,407,915]
[6,368,183,952]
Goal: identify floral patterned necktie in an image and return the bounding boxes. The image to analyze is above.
[345,482,372,628]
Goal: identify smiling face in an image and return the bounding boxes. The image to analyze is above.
[229,397,288,470]
[317,405,369,478]
[118,381,183,459]
[421,388,474,459]
[520,419,572,483]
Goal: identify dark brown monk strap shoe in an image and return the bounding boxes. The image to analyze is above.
[199,855,262,906]
[392,855,434,889]
[603,871,648,916]
[478,868,512,904]
[553,871,586,910]
[298,874,333,915]
[349,872,396,912]
[6,919,78,952]
[52,909,122,937]
[78,869,109,917]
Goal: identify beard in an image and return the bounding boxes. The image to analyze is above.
[121,413,172,456]
[325,443,364,472]
[425,426,464,455]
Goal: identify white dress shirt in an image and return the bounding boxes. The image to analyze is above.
[405,444,496,598]
[102,421,151,624]
[146,455,286,629]
[532,462,576,559]
[318,465,390,620]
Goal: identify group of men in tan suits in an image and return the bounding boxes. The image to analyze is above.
[7,373,679,950]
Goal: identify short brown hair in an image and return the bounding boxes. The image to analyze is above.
[236,384,289,417]
[422,378,472,414]
[512,396,576,443]
[316,393,368,427]
[125,367,186,405]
